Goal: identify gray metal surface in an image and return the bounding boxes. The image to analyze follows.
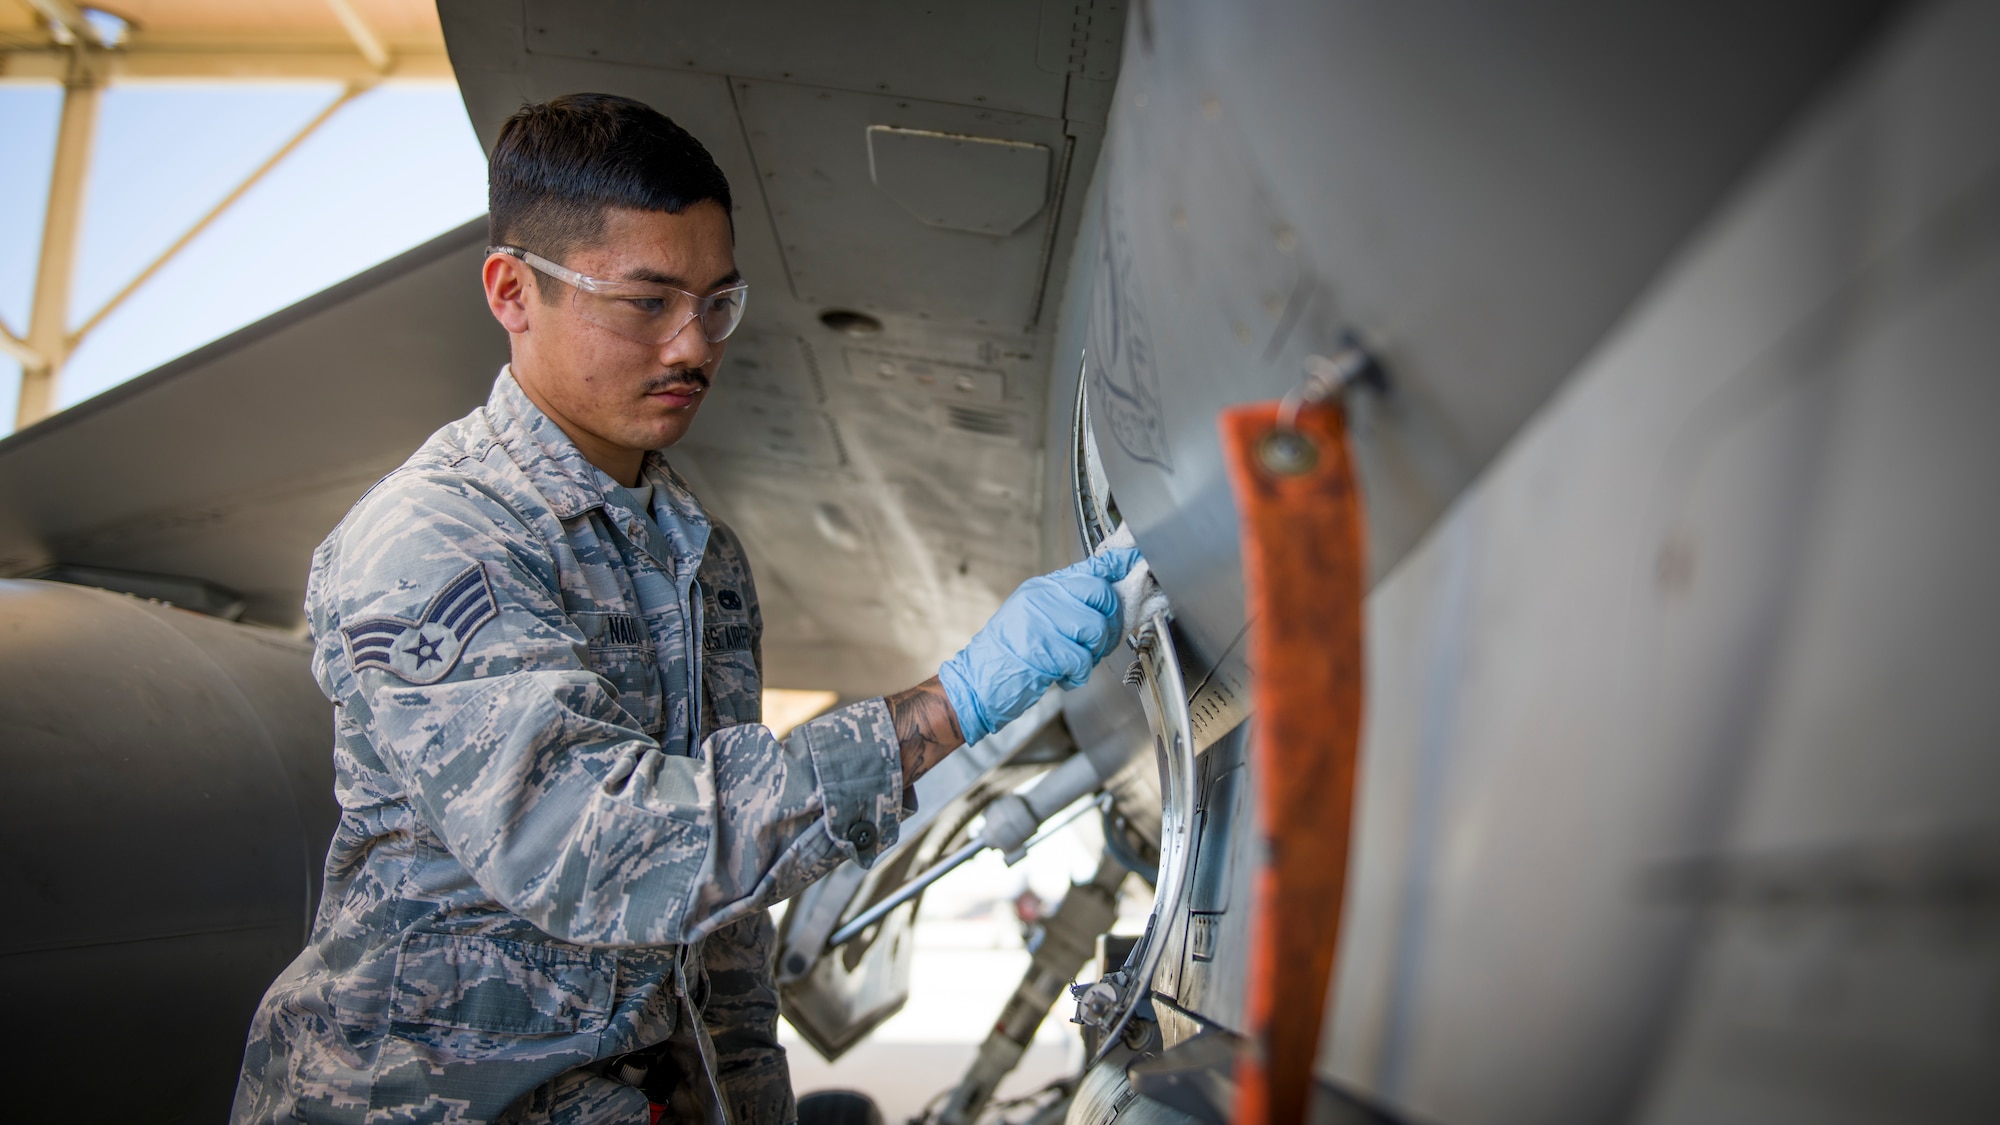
[737,78,1068,328]
[1148,723,1251,1046]
[0,580,333,1123]
[0,220,506,627]
[1060,5,1918,1104]
[1067,1028,1196,1125]
[1083,607,1196,1061]
[515,0,1093,119]
[867,126,1052,237]
[1054,3,2000,1125]
[1308,4,2000,1122]
[1083,0,1898,678]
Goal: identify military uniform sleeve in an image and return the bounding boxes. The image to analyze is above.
[311,472,906,947]
[700,911,796,1125]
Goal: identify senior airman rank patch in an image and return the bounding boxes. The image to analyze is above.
[340,563,498,684]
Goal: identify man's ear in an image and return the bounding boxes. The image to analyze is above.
[482,252,534,334]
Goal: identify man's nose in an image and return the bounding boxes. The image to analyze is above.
[657,317,716,374]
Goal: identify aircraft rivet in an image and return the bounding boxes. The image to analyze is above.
[1258,430,1318,475]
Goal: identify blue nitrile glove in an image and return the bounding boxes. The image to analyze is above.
[938,547,1142,745]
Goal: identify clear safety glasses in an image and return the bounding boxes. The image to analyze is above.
[490,245,749,345]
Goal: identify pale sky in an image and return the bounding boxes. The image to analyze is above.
[0,80,489,431]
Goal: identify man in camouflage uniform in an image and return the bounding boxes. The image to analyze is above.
[231,94,1137,1125]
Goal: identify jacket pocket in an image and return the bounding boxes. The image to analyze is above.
[390,931,613,1036]
[701,644,762,733]
[578,612,664,736]
[575,795,708,945]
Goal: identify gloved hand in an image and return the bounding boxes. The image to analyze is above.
[938,547,1142,745]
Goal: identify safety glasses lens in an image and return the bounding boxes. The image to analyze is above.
[700,289,747,342]
[572,286,746,345]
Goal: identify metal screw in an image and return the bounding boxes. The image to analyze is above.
[1257,430,1318,475]
[1072,979,1122,1027]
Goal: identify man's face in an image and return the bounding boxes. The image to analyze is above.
[487,202,738,478]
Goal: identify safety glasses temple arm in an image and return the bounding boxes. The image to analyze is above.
[488,245,748,304]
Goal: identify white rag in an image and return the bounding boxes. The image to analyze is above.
[1096,523,1172,640]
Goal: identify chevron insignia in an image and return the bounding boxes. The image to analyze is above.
[340,564,499,685]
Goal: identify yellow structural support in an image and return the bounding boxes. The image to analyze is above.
[16,46,102,429]
[0,0,452,430]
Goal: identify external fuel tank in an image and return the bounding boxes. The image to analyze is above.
[0,580,335,1123]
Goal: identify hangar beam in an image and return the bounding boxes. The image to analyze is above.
[16,40,100,427]
[0,0,451,429]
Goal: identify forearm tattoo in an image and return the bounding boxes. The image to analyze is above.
[886,677,963,786]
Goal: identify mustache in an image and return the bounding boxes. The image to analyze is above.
[644,369,711,393]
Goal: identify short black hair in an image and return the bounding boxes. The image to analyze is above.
[488,93,732,270]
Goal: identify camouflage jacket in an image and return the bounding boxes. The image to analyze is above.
[232,370,907,1124]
